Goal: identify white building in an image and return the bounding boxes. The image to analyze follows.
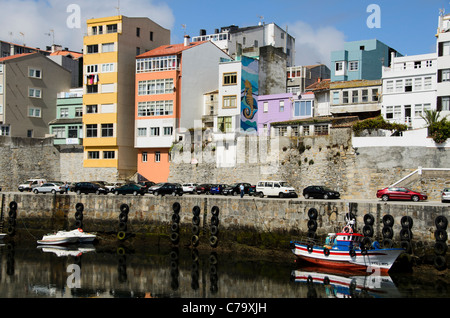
[381,53,437,129]
[436,13,450,119]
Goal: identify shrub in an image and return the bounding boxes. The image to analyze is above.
[352,116,408,136]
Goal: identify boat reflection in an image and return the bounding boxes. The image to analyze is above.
[37,244,96,257]
[291,262,401,298]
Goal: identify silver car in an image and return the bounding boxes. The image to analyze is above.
[33,183,65,194]
[442,188,450,203]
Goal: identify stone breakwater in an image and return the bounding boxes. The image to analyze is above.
[1,192,448,253]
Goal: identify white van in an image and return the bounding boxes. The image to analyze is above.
[255,181,298,198]
[18,179,47,192]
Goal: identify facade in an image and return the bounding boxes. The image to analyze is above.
[329,79,382,119]
[135,39,229,182]
[82,15,170,180]
[0,40,50,58]
[0,53,71,137]
[330,39,401,82]
[436,13,450,119]
[49,88,83,145]
[192,23,295,66]
[287,64,331,94]
[381,53,437,129]
[48,45,83,88]
[305,79,331,117]
[257,93,295,136]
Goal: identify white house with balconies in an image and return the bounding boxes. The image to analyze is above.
[381,53,437,129]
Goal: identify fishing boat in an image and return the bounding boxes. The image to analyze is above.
[37,228,96,245]
[290,220,404,273]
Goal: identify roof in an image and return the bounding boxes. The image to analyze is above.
[50,50,82,59]
[136,41,207,58]
[306,79,330,91]
[0,52,36,63]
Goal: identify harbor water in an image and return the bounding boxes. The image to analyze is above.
[0,234,448,300]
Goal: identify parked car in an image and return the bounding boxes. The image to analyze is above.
[195,184,212,195]
[18,179,47,192]
[72,182,108,195]
[105,182,125,192]
[139,181,156,192]
[149,183,183,196]
[255,181,297,198]
[113,183,146,196]
[209,184,228,195]
[376,187,427,202]
[442,188,450,203]
[303,186,340,199]
[222,183,255,196]
[182,183,198,194]
[33,182,65,194]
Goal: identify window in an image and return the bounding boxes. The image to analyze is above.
[372,89,379,101]
[424,77,432,90]
[87,85,98,93]
[103,151,115,159]
[263,102,268,113]
[0,64,3,73]
[86,105,98,113]
[68,126,79,138]
[0,125,10,136]
[386,80,394,93]
[217,116,232,133]
[294,100,312,117]
[27,130,33,138]
[29,88,42,98]
[332,92,339,104]
[101,124,113,137]
[86,124,97,138]
[107,24,118,33]
[87,45,99,54]
[414,61,422,69]
[395,80,403,92]
[155,151,161,162]
[29,68,42,78]
[150,127,160,136]
[163,127,173,136]
[315,125,329,135]
[335,61,343,72]
[342,91,349,103]
[352,90,358,103]
[136,27,141,37]
[386,106,393,119]
[349,61,359,71]
[101,104,114,113]
[52,127,65,138]
[404,78,413,92]
[60,108,69,118]
[138,78,174,95]
[223,72,237,85]
[415,103,432,117]
[275,126,287,136]
[28,107,41,117]
[88,151,100,159]
[414,78,422,91]
[102,63,115,73]
[223,95,237,108]
[102,43,115,53]
[75,107,83,117]
[136,55,178,73]
[101,83,115,93]
[137,127,147,137]
[150,31,154,41]
[439,97,450,111]
[362,89,368,102]
[142,152,148,162]
[279,100,284,112]
[137,100,173,116]
[86,65,98,73]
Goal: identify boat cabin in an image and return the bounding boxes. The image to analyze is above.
[325,232,363,249]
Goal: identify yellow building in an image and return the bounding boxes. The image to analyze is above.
[82,15,170,180]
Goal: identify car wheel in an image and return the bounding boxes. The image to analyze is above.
[33,189,38,194]
[76,190,81,195]
[233,191,237,196]
[279,193,284,198]
[412,195,419,202]
[382,194,389,201]
[96,190,100,195]
[323,194,329,199]
[51,189,56,194]
[154,191,159,196]
[259,192,264,198]
[171,191,177,196]
[133,191,138,196]
[114,191,119,195]
[304,193,309,199]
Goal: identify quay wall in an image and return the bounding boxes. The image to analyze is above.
[1,193,448,252]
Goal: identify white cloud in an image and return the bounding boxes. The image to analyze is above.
[288,20,346,67]
[0,0,175,52]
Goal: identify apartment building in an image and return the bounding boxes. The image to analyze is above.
[436,13,450,119]
[135,38,229,182]
[331,39,401,82]
[286,64,330,94]
[82,15,170,180]
[192,23,295,66]
[0,52,71,137]
[382,53,437,129]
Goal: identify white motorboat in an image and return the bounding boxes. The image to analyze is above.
[37,228,97,245]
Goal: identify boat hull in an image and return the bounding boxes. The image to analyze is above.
[37,237,79,245]
[291,241,404,273]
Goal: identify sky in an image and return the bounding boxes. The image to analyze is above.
[0,0,448,67]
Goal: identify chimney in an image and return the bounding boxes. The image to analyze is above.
[184,35,190,46]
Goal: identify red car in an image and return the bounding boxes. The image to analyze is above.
[376,187,427,202]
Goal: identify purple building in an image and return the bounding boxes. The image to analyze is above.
[257,93,295,135]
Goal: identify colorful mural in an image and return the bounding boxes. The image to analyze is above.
[240,56,259,132]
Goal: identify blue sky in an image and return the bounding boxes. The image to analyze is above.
[0,0,447,66]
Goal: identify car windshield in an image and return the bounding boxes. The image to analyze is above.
[279,182,292,187]
[229,183,239,187]
[322,187,334,192]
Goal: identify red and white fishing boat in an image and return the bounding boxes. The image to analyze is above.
[290,220,404,273]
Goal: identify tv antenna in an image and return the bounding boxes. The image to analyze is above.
[45,29,55,45]
[439,7,445,16]
[181,24,187,35]
[258,15,264,25]
[115,0,120,15]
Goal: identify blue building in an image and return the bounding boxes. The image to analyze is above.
[330,39,401,82]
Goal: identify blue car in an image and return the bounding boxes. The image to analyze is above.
[209,184,228,195]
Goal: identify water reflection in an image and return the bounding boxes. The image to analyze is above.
[0,240,447,298]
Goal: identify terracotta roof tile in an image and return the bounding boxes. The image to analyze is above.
[0,52,36,62]
[50,50,82,59]
[136,41,207,58]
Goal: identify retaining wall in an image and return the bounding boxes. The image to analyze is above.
[1,193,448,252]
